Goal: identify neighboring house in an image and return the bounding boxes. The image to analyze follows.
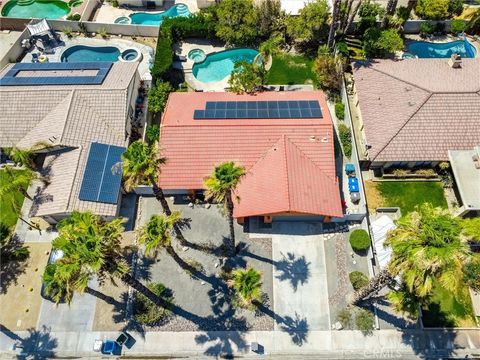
[0,61,141,224]
[159,91,343,224]
[448,146,480,218]
[351,57,480,175]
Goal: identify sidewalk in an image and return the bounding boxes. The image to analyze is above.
[1,329,479,359]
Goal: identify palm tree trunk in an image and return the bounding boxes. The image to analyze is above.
[351,269,394,305]
[226,192,236,257]
[328,0,342,49]
[166,246,195,272]
[152,181,172,216]
[381,0,398,28]
[344,0,362,34]
[120,272,171,308]
[341,0,354,32]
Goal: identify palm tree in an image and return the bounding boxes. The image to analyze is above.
[259,35,282,67]
[4,142,52,170]
[228,267,263,309]
[49,211,171,308]
[328,0,342,49]
[121,140,172,216]
[137,212,193,271]
[0,167,36,201]
[381,0,399,28]
[204,161,245,257]
[352,204,472,308]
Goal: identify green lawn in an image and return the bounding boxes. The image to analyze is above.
[266,53,315,85]
[422,281,477,328]
[0,169,27,230]
[376,181,447,215]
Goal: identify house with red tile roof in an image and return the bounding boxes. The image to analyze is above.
[351,58,480,174]
[159,91,343,223]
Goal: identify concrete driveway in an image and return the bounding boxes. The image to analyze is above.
[271,222,330,345]
[36,279,98,332]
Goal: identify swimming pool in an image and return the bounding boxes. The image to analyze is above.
[1,0,70,19]
[61,46,121,62]
[407,39,476,58]
[128,3,190,26]
[192,48,260,83]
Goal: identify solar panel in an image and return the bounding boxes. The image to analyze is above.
[79,142,126,204]
[0,62,113,86]
[193,100,323,120]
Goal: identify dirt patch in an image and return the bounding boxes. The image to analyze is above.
[0,243,51,330]
[364,180,384,212]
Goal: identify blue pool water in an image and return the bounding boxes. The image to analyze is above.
[192,48,260,83]
[61,45,120,62]
[407,39,476,58]
[129,3,190,26]
[1,0,70,19]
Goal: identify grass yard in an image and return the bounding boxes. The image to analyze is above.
[422,281,477,328]
[266,53,315,85]
[0,169,27,230]
[365,180,447,215]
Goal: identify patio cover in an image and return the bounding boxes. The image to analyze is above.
[371,215,396,269]
[27,19,51,37]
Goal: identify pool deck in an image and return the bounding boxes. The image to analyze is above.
[94,0,198,23]
[21,36,154,80]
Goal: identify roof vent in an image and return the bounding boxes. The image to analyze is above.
[405,86,412,92]
[321,136,328,143]
[448,54,462,68]
[309,135,316,141]
[408,101,415,106]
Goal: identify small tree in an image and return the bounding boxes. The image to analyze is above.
[312,47,342,95]
[362,28,404,58]
[228,61,265,94]
[415,0,449,20]
[148,81,173,116]
[228,267,263,309]
[256,0,285,39]
[286,0,330,44]
[349,229,371,252]
[215,0,259,45]
[259,34,283,66]
[145,124,160,143]
[450,19,467,34]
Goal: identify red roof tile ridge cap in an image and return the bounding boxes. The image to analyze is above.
[284,135,338,184]
[160,123,330,128]
[281,135,291,212]
[371,92,434,162]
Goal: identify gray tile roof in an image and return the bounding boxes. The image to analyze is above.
[0,62,138,218]
[352,58,480,162]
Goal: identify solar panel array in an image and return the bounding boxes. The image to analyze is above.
[193,100,323,120]
[79,142,126,204]
[0,62,112,86]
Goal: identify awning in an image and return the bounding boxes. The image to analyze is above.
[27,19,51,37]
[371,215,396,269]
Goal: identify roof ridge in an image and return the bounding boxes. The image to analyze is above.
[371,92,434,162]
[366,66,434,94]
[284,135,338,183]
[281,135,290,212]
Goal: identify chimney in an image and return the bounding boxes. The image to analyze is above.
[448,54,462,68]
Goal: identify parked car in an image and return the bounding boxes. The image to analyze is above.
[40,249,66,302]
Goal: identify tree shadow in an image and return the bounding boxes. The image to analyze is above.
[256,303,309,346]
[0,235,29,295]
[401,328,457,359]
[9,325,58,360]
[374,297,419,329]
[274,252,311,292]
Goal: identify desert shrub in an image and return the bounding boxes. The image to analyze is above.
[335,101,345,120]
[415,169,436,177]
[349,271,369,290]
[349,229,371,252]
[392,169,410,178]
[133,282,173,325]
[355,308,375,334]
[336,308,353,329]
[450,19,467,34]
[338,123,352,158]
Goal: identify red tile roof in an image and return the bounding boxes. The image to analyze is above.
[159,91,342,218]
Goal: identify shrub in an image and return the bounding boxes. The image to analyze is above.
[392,168,410,178]
[338,123,352,158]
[355,308,375,334]
[148,81,173,115]
[415,0,449,20]
[146,124,160,143]
[419,22,435,38]
[151,26,173,81]
[335,41,350,58]
[349,229,371,252]
[464,260,480,292]
[133,282,173,325]
[62,27,73,38]
[313,47,342,94]
[349,271,369,290]
[66,13,81,21]
[336,308,353,329]
[396,6,411,22]
[362,28,404,58]
[97,27,108,39]
[415,168,436,178]
[335,101,345,120]
[163,13,216,41]
[450,19,467,34]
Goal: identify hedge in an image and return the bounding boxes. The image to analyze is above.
[163,14,216,41]
[349,229,371,252]
[151,26,173,82]
[338,123,352,158]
